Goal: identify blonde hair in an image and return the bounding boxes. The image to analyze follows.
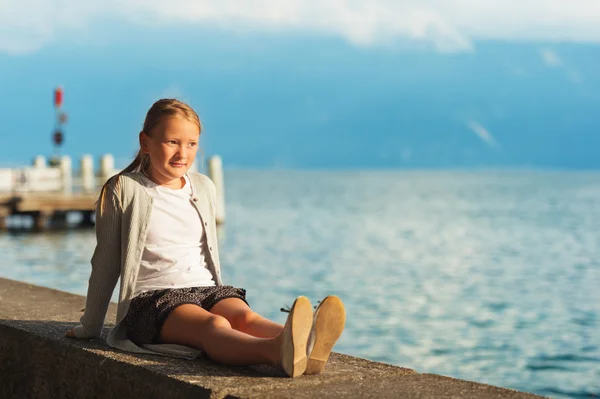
[98,98,202,214]
[123,98,202,174]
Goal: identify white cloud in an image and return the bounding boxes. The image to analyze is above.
[539,48,585,85]
[467,120,500,148]
[540,49,563,67]
[1,1,600,54]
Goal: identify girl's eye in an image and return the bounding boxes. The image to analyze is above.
[168,140,177,145]
[188,142,197,147]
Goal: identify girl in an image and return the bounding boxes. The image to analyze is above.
[65,99,346,377]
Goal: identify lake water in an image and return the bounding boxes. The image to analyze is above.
[1,170,599,398]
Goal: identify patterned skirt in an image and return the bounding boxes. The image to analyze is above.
[122,285,248,345]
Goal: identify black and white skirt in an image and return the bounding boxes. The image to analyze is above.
[122,285,248,345]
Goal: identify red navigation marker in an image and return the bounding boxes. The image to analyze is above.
[54,87,63,108]
[52,87,66,155]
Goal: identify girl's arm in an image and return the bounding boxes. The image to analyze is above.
[70,177,122,339]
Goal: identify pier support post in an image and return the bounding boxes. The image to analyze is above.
[32,155,46,168]
[80,211,95,227]
[0,210,7,231]
[60,156,72,195]
[32,211,51,232]
[207,155,225,225]
[100,154,115,183]
[80,155,95,193]
[50,211,68,229]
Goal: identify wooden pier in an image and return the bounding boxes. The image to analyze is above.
[0,193,97,231]
[0,154,225,231]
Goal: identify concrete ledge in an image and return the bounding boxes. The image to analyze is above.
[0,278,543,398]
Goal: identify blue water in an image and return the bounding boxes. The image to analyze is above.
[2,170,599,398]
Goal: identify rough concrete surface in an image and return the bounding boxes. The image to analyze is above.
[0,277,545,398]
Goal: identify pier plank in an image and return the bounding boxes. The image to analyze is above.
[0,193,98,230]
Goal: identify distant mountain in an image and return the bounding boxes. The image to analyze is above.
[0,29,598,169]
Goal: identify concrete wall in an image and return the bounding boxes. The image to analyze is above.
[0,278,542,399]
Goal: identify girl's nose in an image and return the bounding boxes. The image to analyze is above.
[176,145,190,159]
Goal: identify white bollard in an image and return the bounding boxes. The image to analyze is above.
[33,155,46,168]
[100,154,115,182]
[207,155,225,224]
[60,156,72,195]
[80,154,94,193]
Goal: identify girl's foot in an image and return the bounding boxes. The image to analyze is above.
[305,295,346,375]
[278,296,313,377]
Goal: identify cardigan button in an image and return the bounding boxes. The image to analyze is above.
[192,197,198,202]
[204,222,208,226]
[209,247,213,251]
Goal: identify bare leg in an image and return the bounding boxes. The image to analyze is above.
[160,304,281,366]
[210,298,284,338]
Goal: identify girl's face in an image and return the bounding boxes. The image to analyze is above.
[140,116,200,188]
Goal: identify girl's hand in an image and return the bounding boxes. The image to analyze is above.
[65,329,76,338]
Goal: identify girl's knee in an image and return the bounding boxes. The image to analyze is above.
[230,311,259,331]
[206,314,232,330]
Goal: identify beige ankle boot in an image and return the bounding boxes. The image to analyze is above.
[279,296,313,377]
[305,295,346,375]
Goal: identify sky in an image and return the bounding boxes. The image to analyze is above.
[0,0,599,169]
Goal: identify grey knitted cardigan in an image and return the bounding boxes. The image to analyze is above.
[72,171,223,358]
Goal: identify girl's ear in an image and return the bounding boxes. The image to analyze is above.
[139,131,150,154]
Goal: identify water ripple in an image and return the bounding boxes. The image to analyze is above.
[2,170,600,398]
